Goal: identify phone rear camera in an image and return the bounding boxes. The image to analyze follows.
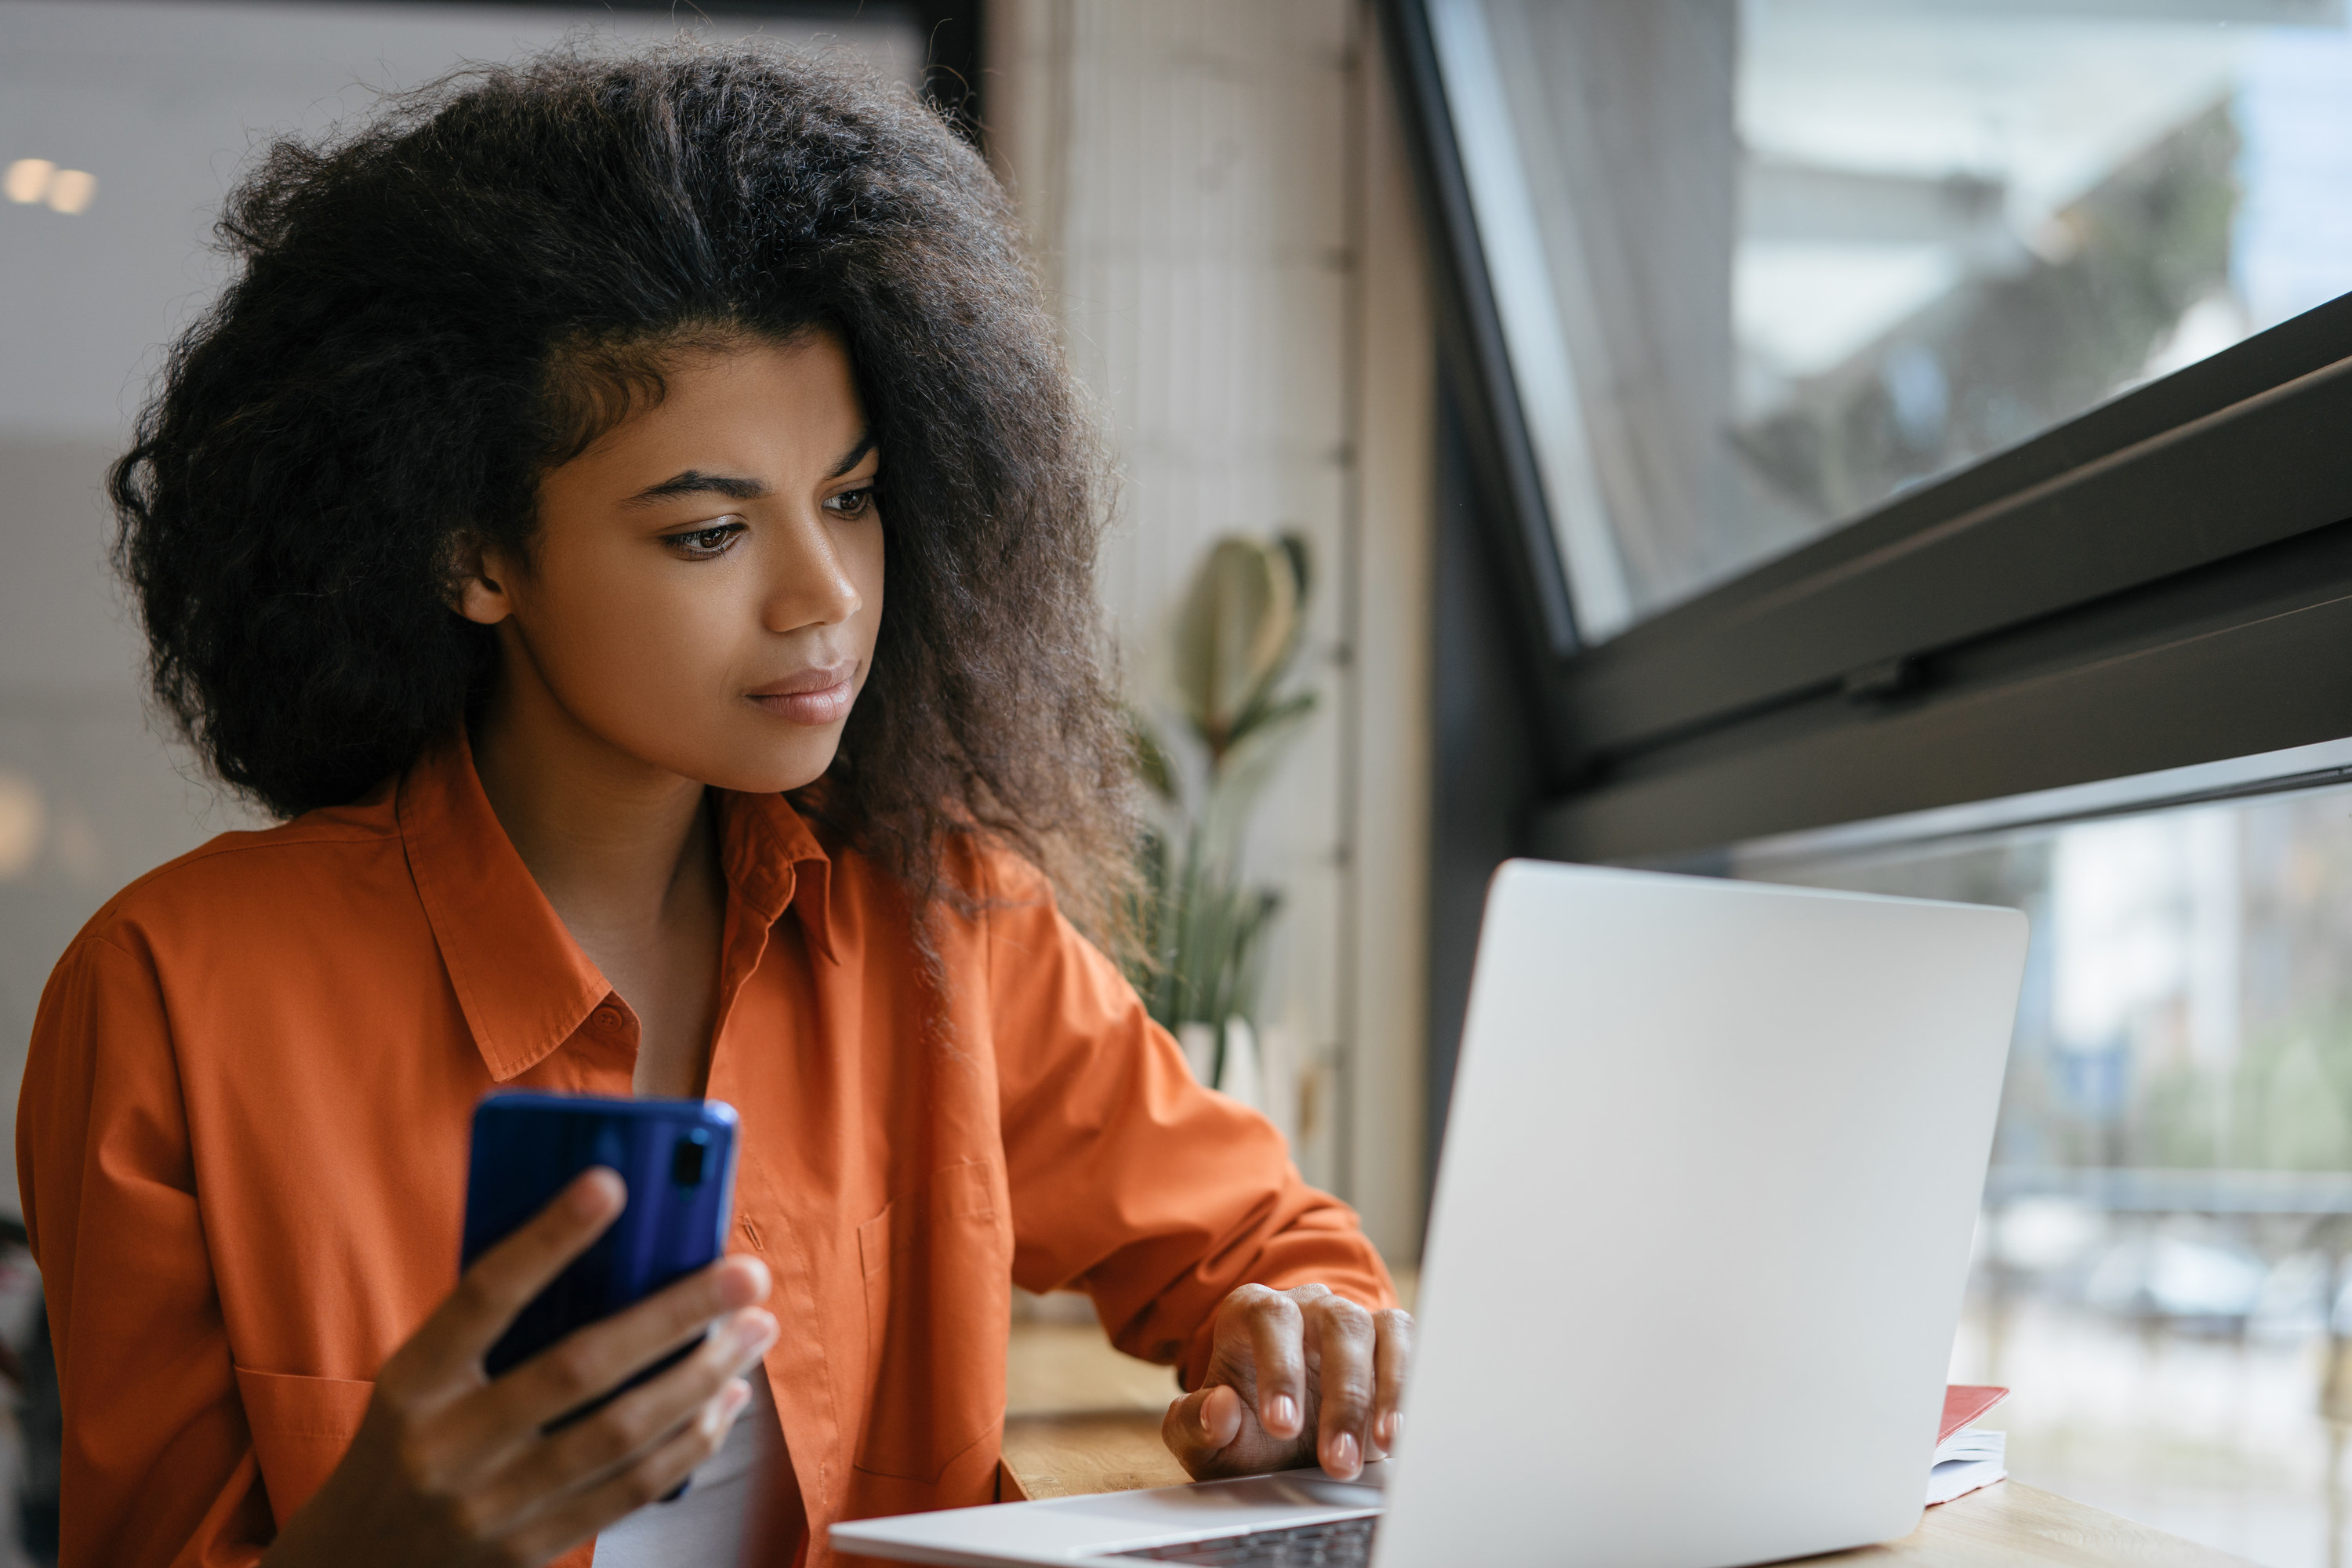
[670,1130,710,1188]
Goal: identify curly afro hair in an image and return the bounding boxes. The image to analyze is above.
[111,38,1136,942]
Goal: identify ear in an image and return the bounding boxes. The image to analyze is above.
[447,535,517,626]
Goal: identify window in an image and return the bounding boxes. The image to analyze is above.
[1391,1,2352,858]
[1392,2,2352,1561]
[1734,743,2352,1563]
[1424,0,2352,643]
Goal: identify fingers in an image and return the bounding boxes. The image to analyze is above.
[474,1309,776,1519]
[1161,1385,1247,1478]
[495,1254,773,1435]
[390,1169,626,1392]
[1372,1308,1414,1454]
[1228,1285,1307,1442]
[500,1374,754,1563]
[1160,1284,1410,1486]
[1304,1294,1377,1480]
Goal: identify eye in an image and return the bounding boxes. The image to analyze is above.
[824,486,877,520]
[661,519,747,559]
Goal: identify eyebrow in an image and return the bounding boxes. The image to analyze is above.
[623,470,771,506]
[622,430,877,506]
[827,430,879,481]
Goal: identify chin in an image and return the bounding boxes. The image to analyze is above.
[688,734,845,797]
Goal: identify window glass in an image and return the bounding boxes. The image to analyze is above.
[1431,0,2352,642]
[1734,776,2352,1566]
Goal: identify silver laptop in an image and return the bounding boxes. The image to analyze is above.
[832,860,2027,1568]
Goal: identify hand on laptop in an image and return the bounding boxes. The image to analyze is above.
[1160,1283,1412,1484]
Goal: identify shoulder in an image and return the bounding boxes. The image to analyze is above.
[803,826,1110,1002]
[959,834,1057,911]
[61,783,406,970]
[27,782,424,1126]
[951,837,1132,1000]
[934,836,1065,966]
[820,829,1057,930]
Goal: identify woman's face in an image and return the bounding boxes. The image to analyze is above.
[464,332,885,794]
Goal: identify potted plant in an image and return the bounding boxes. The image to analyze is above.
[1125,532,1317,1111]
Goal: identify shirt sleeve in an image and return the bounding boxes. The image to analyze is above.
[18,932,274,1568]
[981,853,1396,1388]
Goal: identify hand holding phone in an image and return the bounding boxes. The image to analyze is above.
[461,1094,743,1389]
[258,1126,774,1568]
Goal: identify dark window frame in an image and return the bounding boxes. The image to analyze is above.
[1379,0,2352,870]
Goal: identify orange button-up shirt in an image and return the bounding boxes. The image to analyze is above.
[18,736,1392,1568]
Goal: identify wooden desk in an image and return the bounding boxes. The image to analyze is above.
[996,1410,2256,1566]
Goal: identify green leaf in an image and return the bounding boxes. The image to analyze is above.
[1200,693,1318,860]
[1134,531,1320,1041]
[1172,537,1299,761]
[1277,531,1312,611]
[1124,706,1179,804]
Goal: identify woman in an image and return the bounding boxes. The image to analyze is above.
[17,40,1406,1568]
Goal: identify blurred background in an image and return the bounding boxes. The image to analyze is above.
[10,1,2352,1565]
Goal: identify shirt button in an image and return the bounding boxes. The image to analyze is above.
[593,1007,624,1033]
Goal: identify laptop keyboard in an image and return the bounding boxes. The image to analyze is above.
[1113,1515,1379,1566]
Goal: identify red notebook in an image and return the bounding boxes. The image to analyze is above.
[1940,1385,2009,1445]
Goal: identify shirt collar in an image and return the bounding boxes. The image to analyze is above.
[716,785,837,966]
[397,732,835,1083]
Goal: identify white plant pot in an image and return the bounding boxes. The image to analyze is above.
[1215,1016,1262,1112]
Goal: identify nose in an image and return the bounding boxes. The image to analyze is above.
[762,502,862,633]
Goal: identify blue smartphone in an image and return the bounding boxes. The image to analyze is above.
[461,1092,741,1390]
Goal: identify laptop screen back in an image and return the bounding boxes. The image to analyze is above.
[1379,861,2025,1568]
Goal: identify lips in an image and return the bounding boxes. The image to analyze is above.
[747,662,858,727]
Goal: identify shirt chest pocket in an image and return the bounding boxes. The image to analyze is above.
[234,1366,375,1528]
[852,1157,1011,1482]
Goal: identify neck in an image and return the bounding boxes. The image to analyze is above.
[471,661,713,946]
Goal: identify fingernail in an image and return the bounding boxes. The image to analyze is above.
[1269,1395,1298,1433]
[568,1168,622,1215]
[1381,1410,1402,1446]
[1330,1432,1359,1475]
[717,1258,771,1308]
[706,1378,750,1436]
[733,1311,778,1356]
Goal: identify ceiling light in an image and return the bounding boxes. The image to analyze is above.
[4,159,53,205]
[0,771,42,881]
[4,161,95,214]
[45,169,96,215]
